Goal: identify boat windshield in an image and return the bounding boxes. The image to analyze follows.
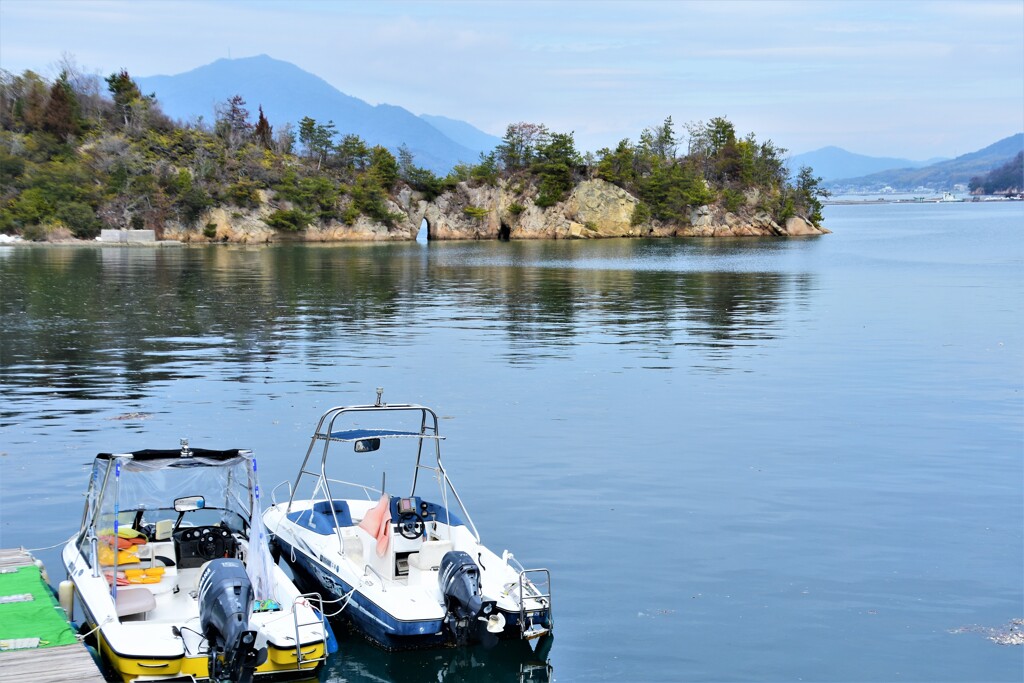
[79,447,276,599]
[97,449,255,527]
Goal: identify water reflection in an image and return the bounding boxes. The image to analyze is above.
[0,242,815,421]
[320,637,552,683]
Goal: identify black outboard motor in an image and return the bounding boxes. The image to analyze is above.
[438,551,496,643]
[198,559,267,683]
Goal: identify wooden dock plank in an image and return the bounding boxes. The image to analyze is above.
[0,643,107,682]
[0,548,107,682]
[0,548,38,569]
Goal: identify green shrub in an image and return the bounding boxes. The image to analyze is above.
[350,175,402,225]
[630,202,651,226]
[341,204,360,225]
[21,223,48,241]
[722,188,744,213]
[226,179,261,208]
[273,170,340,219]
[55,201,100,238]
[508,202,525,216]
[463,205,488,220]
[203,222,217,238]
[175,183,212,225]
[264,208,312,232]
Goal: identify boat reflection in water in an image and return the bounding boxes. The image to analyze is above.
[319,635,553,683]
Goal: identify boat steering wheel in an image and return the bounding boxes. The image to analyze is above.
[397,511,425,540]
[198,527,229,560]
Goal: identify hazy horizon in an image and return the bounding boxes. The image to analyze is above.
[1,0,1022,159]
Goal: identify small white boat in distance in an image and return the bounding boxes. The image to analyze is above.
[62,443,328,683]
[263,389,553,650]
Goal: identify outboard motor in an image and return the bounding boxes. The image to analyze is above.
[198,559,267,683]
[438,551,496,643]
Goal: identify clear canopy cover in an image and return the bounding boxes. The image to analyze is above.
[81,448,274,599]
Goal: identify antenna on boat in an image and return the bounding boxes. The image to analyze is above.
[375,387,384,406]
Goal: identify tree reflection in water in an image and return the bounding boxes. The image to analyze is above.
[0,241,815,418]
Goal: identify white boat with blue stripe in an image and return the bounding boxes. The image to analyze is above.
[262,389,553,651]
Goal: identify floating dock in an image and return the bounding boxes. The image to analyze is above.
[0,548,106,683]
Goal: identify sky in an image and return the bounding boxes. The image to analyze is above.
[1,0,1022,160]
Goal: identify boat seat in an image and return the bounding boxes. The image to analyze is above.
[340,529,363,564]
[114,586,156,618]
[408,540,453,571]
[287,500,354,535]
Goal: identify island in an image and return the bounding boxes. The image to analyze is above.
[1,69,829,243]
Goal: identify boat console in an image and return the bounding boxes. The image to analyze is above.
[174,525,238,569]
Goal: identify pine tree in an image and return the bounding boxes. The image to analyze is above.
[42,72,81,142]
[105,69,146,130]
[216,95,252,149]
[254,105,273,150]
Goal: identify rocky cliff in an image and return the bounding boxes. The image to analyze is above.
[165,179,828,243]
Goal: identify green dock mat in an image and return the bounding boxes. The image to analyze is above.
[0,565,79,648]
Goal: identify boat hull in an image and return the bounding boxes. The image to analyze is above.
[93,631,324,682]
[277,536,450,650]
[78,601,325,682]
[277,536,548,651]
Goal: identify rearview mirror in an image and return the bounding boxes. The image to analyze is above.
[174,495,205,512]
[354,438,381,453]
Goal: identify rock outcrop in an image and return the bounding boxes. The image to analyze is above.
[166,178,828,243]
[402,178,828,240]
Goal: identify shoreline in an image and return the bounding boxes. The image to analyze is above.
[825,195,1021,206]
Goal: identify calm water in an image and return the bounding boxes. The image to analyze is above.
[1,201,1021,682]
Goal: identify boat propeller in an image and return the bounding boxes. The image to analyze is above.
[484,612,507,634]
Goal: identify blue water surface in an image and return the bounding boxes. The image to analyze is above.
[1,200,1021,682]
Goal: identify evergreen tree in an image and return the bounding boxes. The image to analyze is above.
[298,117,337,170]
[105,69,150,132]
[532,131,580,207]
[216,95,252,149]
[649,116,678,162]
[333,133,368,177]
[497,122,548,172]
[367,145,399,189]
[794,166,829,225]
[42,72,81,142]
[254,105,273,150]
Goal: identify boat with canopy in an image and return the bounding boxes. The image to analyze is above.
[62,442,329,682]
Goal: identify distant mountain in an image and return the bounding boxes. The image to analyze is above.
[419,114,501,157]
[136,55,494,173]
[786,146,941,182]
[827,133,1024,191]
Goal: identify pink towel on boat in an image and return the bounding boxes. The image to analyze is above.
[375,518,391,557]
[358,494,392,557]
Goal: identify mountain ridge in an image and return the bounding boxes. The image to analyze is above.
[825,133,1024,190]
[136,54,494,173]
[786,146,943,182]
